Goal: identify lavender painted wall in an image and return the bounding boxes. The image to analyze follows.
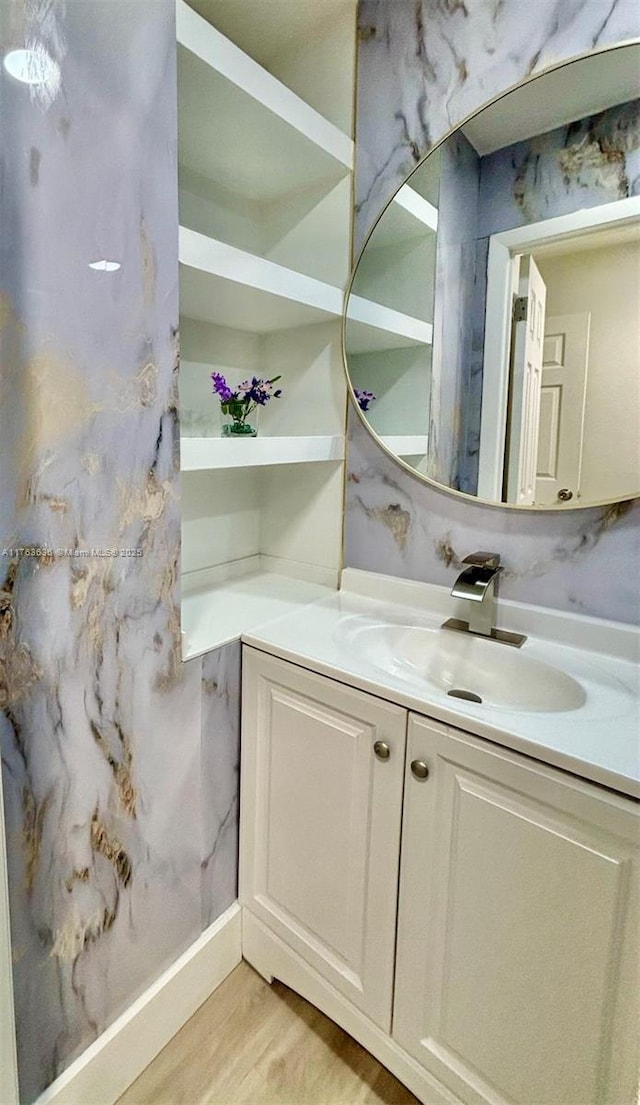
[348,0,640,623]
[0,3,238,1100]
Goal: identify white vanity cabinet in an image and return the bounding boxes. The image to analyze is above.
[394,715,639,1105]
[240,647,640,1105]
[239,647,407,1030]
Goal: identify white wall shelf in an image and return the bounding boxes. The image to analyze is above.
[179,168,352,289]
[350,227,436,324]
[380,435,429,457]
[356,185,438,258]
[181,564,334,659]
[180,228,343,330]
[177,0,353,205]
[349,346,432,439]
[379,187,438,247]
[345,295,433,354]
[181,435,345,471]
[367,198,432,249]
[394,185,438,231]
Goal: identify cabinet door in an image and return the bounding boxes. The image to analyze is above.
[394,714,639,1105]
[240,648,407,1030]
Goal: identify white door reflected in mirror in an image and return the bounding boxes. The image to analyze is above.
[535,312,589,507]
[481,205,639,506]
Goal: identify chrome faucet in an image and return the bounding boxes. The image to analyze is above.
[442,552,526,647]
[451,552,501,637]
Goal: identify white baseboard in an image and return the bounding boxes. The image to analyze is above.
[241,909,459,1105]
[35,903,242,1105]
[31,903,455,1105]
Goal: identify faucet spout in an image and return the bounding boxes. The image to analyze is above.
[450,563,500,604]
[449,552,502,638]
[442,552,527,647]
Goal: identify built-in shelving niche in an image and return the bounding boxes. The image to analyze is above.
[177,0,439,655]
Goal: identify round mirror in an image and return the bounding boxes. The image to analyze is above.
[344,44,640,509]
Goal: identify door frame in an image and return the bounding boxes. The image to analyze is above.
[505,255,546,505]
[0,768,19,1105]
[477,195,640,501]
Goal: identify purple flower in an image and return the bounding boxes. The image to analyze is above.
[211,371,234,403]
[211,372,283,422]
[354,388,376,412]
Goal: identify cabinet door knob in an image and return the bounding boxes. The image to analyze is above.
[411,760,429,780]
[373,740,390,761]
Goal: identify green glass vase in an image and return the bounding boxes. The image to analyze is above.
[222,419,257,437]
[220,400,257,437]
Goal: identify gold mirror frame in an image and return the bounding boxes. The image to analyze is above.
[343,39,640,512]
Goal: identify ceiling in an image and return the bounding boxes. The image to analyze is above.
[462,42,640,155]
[187,0,356,74]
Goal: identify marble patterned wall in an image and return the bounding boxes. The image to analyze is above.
[347,416,640,622]
[477,98,639,237]
[0,3,238,1101]
[201,643,241,929]
[348,0,640,624]
[427,131,480,490]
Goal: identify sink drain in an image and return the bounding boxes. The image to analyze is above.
[447,688,483,704]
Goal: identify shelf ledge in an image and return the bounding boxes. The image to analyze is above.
[180,228,344,329]
[345,295,433,353]
[380,434,429,457]
[394,185,438,232]
[181,435,345,471]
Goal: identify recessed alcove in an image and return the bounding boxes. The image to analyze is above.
[177,0,356,658]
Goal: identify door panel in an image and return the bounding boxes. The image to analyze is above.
[394,715,639,1105]
[240,647,406,1030]
[535,312,590,505]
[536,384,561,477]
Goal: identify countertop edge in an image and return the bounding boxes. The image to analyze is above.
[241,632,640,803]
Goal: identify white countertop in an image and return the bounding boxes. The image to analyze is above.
[181,567,333,660]
[243,570,640,800]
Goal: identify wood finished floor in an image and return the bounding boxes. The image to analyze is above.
[117,961,420,1105]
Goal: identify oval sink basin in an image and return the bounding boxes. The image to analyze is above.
[347,623,587,713]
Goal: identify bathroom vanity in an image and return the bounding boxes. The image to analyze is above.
[239,572,639,1105]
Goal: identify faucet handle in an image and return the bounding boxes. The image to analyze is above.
[461,551,501,570]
